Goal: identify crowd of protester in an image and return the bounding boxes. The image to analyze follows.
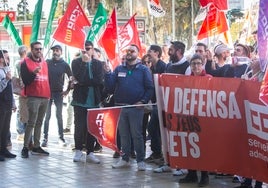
[0,28,266,187]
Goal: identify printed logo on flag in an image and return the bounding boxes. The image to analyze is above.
[148,0,165,17]
[244,100,268,140]
[95,113,108,141]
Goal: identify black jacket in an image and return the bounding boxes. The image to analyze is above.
[71,57,104,106]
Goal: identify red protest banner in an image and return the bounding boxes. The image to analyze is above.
[155,74,268,183]
[87,107,121,152]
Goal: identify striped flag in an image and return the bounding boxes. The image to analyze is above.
[1,15,22,46]
[87,3,108,42]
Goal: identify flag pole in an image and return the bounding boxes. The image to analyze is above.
[172,0,175,40]
[44,39,55,60]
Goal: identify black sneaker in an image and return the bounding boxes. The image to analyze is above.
[31,147,49,156]
[0,155,5,161]
[145,153,162,163]
[94,145,103,153]
[179,174,198,183]
[198,176,209,187]
[4,149,16,158]
[130,151,136,159]
[63,128,70,133]
[21,147,29,158]
[113,151,120,158]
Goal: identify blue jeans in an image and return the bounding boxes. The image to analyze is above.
[119,107,144,163]
[147,106,162,155]
[16,112,26,135]
[43,92,64,140]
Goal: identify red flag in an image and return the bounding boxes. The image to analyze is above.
[197,4,228,40]
[199,0,228,10]
[52,0,91,49]
[260,68,268,106]
[98,8,119,69]
[118,13,142,57]
[87,107,121,152]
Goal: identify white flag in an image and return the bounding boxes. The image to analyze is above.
[194,6,208,24]
[148,0,165,17]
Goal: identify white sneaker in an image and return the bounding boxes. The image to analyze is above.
[153,165,172,173]
[58,138,67,147]
[137,161,146,171]
[73,150,84,162]
[86,152,100,164]
[172,169,188,176]
[112,159,130,169]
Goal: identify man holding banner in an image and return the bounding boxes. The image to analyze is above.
[104,44,154,171]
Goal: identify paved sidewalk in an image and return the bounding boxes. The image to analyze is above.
[2,105,267,188]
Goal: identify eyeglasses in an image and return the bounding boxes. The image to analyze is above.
[85,47,92,51]
[34,48,43,51]
[190,61,203,66]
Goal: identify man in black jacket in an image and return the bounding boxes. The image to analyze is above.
[41,45,72,147]
[0,50,17,161]
[71,41,104,163]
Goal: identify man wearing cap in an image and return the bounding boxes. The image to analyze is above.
[213,43,232,67]
[206,43,251,78]
[71,41,103,164]
[41,44,72,147]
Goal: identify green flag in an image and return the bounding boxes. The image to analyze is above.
[86,3,108,41]
[2,15,23,46]
[44,0,58,47]
[30,0,43,43]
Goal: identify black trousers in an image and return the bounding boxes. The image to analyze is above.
[73,106,96,154]
[0,108,12,153]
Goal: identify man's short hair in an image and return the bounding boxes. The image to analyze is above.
[85,40,93,47]
[18,45,27,56]
[149,45,162,58]
[130,44,140,52]
[0,50,8,58]
[30,41,42,49]
[236,43,251,57]
[171,41,185,54]
[196,42,207,51]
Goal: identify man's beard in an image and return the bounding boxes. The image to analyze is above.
[169,54,179,63]
[53,54,61,59]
